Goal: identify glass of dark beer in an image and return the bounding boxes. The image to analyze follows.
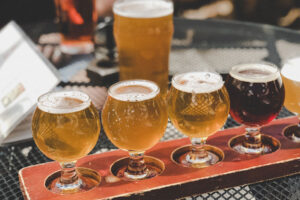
[54,0,97,54]
[225,63,285,154]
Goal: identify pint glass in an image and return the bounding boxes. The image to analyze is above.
[113,0,174,96]
[54,0,97,54]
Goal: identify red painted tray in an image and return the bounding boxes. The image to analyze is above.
[19,117,300,200]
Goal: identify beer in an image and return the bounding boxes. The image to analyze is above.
[281,62,300,114]
[225,63,285,126]
[54,0,97,54]
[168,72,230,138]
[32,91,100,162]
[102,80,168,152]
[113,0,174,96]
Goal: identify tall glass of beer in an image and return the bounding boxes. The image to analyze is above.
[225,63,285,154]
[32,91,101,194]
[113,0,174,97]
[54,0,97,54]
[102,80,168,180]
[281,59,300,142]
[168,72,230,168]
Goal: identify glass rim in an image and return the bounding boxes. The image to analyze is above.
[113,0,174,18]
[37,90,91,113]
[108,79,160,102]
[281,58,300,82]
[229,62,280,83]
[171,71,224,94]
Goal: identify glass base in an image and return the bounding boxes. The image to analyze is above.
[229,134,280,155]
[171,145,224,168]
[110,156,165,181]
[283,124,300,143]
[45,167,101,194]
[60,42,94,55]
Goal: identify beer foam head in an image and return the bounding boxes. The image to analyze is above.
[172,72,224,93]
[113,0,173,18]
[109,80,159,102]
[281,59,300,82]
[38,91,91,114]
[229,63,280,83]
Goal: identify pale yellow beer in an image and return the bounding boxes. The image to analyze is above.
[168,72,230,138]
[113,0,174,96]
[281,62,300,114]
[32,91,100,163]
[102,80,168,152]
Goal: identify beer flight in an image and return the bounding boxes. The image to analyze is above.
[31,0,300,195]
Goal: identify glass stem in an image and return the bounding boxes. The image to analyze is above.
[189,137,209,161]
[125,152,147,179]
[59,161,80,187]
[244,127,262,148]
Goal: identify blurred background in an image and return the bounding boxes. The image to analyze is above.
[1,0,300,30]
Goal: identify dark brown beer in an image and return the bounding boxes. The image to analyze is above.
[55,0,97,54]
[225,63,284,126]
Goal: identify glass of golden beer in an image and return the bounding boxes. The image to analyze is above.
[113,0,174,97]
[281,59,300,142]
[32,91,101,194]
[54,0,97,54]
[102,80,168,180]
[168,72,230,168]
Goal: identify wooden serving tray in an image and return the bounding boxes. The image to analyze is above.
[19,117,300,200]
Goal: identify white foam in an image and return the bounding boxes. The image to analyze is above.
[38,91,91,114]
[281,58,300,82]
[229,63,280,83]
[172,72,224,94]
[109,80,159,102]
[113,0,173,18]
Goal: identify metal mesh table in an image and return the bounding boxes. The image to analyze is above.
[1,18,300,199]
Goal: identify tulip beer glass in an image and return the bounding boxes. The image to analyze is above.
[168,72,230,168]
[281,59,300,142]
[225,63,285,154]
[113,0,174,96]
[102,80,168,180]
[32,91,101,194]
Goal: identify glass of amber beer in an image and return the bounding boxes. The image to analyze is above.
[225,63,285,154]
[54,0,97,54]
[168,72,230,168]
[113,0,174,97]
[102,80,168,180]
[281,59,300,142]
[32,91,101,194]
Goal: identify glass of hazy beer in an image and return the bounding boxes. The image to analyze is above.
[113,0,174,97]
[102,80,168,180]
[225,63,285,154]
[281,58,300,142]
[54,0,97,54]
[168,72,230,168]
[32,91,101,194]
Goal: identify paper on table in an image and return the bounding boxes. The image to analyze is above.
[0,21,60,144]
